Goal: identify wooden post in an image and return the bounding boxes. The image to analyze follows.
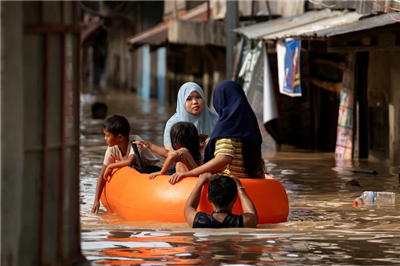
[173,1,178,19]
[207,0,210,20]
[354,52,369,159]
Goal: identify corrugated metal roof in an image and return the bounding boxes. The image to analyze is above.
[306,11,400,38]
[264,12,363,40]
[234,8,400,41]
[233,9,345,39]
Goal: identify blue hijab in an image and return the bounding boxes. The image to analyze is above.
[204,81,262,162]
[164,82,219,147]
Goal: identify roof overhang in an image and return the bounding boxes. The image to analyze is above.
[127,3,210,48]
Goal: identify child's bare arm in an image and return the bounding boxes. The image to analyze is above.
[178,148,201,170]
[104,154,136,179]
[92,164,108,214]
[106,154,136,170]
[184,173,212,227]
[134,141,169,158]
[149,151,180,179]
[231,176,258,227]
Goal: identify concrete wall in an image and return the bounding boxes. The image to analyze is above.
[212,0,304,19]
[168,20,225,47]
[1,2,24,264]
[309,0,383,14]
[105,22,135,89]
[269,0,304,17]
[165,45,225,106]
[164,0,186,15]
[368,51,400,164]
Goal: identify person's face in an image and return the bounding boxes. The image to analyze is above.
[185,91,205,116]
[103,128,120,147]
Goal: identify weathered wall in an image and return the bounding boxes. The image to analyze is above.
[165,45,225,105]
[211,0,304,19]
[1,2,24,264]
[164,0,187,15]
[368,51,400,164]
[168,20,225,47]
[105,22,135,89]
[269,0,304,17]
[2,1,86,264]
[308,0,389,14]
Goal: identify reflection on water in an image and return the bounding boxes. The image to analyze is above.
[82,229,400,265]
[80,92,400,265]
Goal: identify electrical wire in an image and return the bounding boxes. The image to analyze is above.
[309,0,338,8]
[374,0,400,11]
[374,0,400,22]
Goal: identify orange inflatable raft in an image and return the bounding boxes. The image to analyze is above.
[101,167,289,224]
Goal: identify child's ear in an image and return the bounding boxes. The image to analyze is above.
[174,143,179,150]
[118,134,123,140]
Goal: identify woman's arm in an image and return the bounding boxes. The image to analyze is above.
[168,155,232,184]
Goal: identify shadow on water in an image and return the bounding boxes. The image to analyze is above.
[80,92,400,265]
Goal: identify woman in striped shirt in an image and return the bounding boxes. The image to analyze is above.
[169,81,265,184]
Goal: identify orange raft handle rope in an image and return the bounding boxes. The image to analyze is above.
[101,167,289,224]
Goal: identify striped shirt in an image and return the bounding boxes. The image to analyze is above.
[214,138,249,178]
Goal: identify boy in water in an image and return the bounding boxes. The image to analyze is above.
[184,173,258,228]
[91,114,162,213]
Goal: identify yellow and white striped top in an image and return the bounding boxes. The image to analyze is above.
[214,138,249,178]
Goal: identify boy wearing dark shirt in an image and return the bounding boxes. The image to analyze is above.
[184,173,258,228]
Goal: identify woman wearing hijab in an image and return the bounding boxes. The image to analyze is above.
[164,82,219,150]
[169,81,265,184]
[163,82,219,175]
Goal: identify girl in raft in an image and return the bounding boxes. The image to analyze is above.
[134,121,203,182]
[169,81,266,184]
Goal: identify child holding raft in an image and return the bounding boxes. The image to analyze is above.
[169,81,266,184]
[91,115,162,213]
[134,122,203,183]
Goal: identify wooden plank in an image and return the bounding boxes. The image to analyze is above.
[24,24,80,34]
[328,23,400,47]
[328,45,400,53]
[354,52,369,159]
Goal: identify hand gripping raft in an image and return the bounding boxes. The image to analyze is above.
[101,167,289,224]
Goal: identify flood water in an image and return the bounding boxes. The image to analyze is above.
[80,92,400,265]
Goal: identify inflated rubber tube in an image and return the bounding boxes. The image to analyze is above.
[101,167,289,224]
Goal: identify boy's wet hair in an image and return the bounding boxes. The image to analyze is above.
[208,175,237,208]
[103,114,130,138]
[170,122,202,166]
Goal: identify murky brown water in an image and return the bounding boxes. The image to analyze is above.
[80,92,400,265]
